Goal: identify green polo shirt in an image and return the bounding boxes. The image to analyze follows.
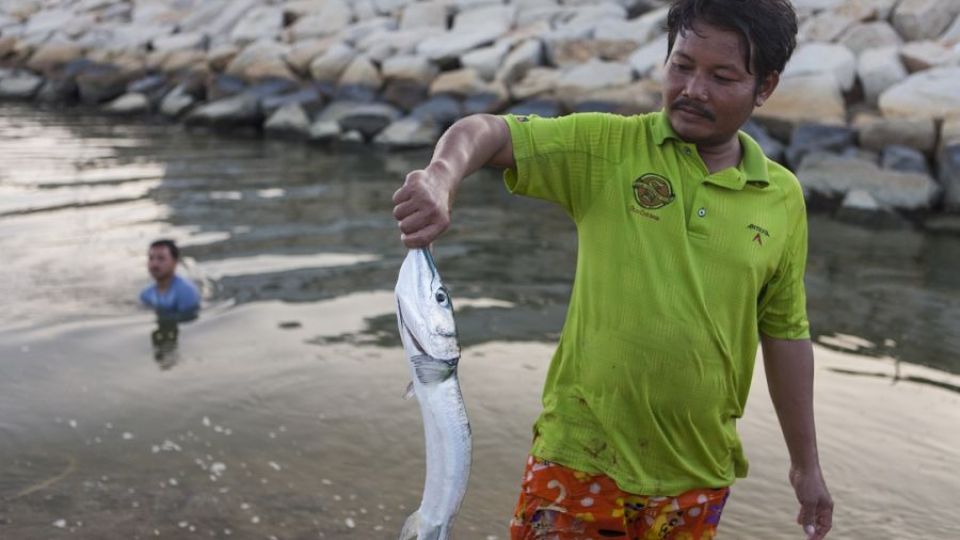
[503,111,809,495]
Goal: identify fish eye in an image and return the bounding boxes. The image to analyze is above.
[435,292,447,304]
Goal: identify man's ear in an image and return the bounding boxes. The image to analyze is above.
[755,71,780,107]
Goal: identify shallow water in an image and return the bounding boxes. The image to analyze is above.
[0,104,957,539]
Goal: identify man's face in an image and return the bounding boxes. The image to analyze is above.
[148,246,176,281]
[663,22,778,147]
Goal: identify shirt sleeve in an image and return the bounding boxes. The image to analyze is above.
[139,286,154,307]
[757,200,811,340]
[177,280,201,313]
[502,113,622,222]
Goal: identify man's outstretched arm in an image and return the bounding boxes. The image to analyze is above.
[392,114,514,248]
[760,335,833,540]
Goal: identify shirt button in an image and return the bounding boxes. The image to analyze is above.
[683,148,692,155]
[698,207,707,217]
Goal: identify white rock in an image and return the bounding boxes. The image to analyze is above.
[509,66,561,100]
[899,40,960,72]
[784,42,857,92]
[418,29,502,62]
[879,66,960,120]
[798,152,941,210]
[592,6,666,44]
[834,0,899,22]
[374,116,441,149]
[0,71,44,98]
[497,39,543,84]
[800,12,856,42]
[855,114,937,153]
[225,41,293,81]
[288,0,353,41]
[940,14,960,47]
[842,189,881,210]
[892,0,960,42]
[182,0,254,39]
[858,46,908,105]
[791,0,845,14]
[152,32,207,52]
[755,74,846,131]
[309,42,357,82]
[230,7,283,45]
[839,21,903,56]
[382,55,438,83]
[104,92,150,114]
[338,55,382,88]
[399,1,448,31]
[159,85,195,117]
[461,42,511,81]
[309,119,341,141]
[264,103,311,137]
[557,59,633,94]
[338,17,397,45]
[284,38,336,76]
[629,34,668,79]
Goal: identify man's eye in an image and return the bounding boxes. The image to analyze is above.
[673,63,692,71]
[715,75,734,83]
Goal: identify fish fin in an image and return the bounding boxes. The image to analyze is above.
[398,511,419,540]
[402,382,415,400]
[420,524,442,540]
[410,354,457,384]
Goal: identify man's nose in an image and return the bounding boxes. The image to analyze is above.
[683,72,708,101]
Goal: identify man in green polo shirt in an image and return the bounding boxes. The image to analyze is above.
[392,0,833,538]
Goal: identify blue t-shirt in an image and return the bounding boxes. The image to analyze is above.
[140,275,200,315]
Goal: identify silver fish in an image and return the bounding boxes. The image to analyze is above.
[395,248,471,540]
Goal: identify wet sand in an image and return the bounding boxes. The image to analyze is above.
[1,292,957,539]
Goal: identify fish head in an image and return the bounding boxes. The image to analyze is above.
[395,248,459,361]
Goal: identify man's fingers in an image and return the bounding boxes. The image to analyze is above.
[797,501,816,534]
[399,210,432,235]
[811,500,833,539]
[393,199,418,221]
[402,223,444,248]
[392,185,412,205]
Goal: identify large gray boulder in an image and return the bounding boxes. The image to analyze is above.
[26,42,86,76]
[628,34,668,79]
[899,40,960,72]
[264,103,312,139]
[785,124,857,169]
[855,115,937,153]
[0,71,44,99]
[556,59,632,97]
[754,74,846,138]
[185,93,262,128]
[381,55,439,84]
[399,1,448,31]
[858,46,908,105]
[225,41,295,82]
[892,0,960,42]
[374,116,442,149]
[152,32,208,53]
[496,38,543,85]
[940,142,960,209]
[784,42,857,92]
[309,43,357,83]
[103,92,150,115]
[76,61,143,104]
[159,84,196,117]
[230,6,283,45]
[283,39,334,77]
[461,42,512,81]
[881,145,931,175]
[338,102,402,138]
[798,152,941,210]
[287,0,353,41]
[800,11,856,42]
[838,21,903,56]
[509,66,561,100]
[417,29,503,63]
[879,66,960,120]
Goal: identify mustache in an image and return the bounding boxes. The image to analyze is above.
[672,99,716,122]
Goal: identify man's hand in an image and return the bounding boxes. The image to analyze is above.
[392,162,456,248]
[790,466,833,539]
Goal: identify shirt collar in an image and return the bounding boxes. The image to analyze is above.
[651,111,771,190]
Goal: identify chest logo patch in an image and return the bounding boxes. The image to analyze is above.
[633,174,675,209]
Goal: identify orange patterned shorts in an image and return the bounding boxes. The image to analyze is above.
[510,456,730,540]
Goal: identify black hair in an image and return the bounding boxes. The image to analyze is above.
[666,0,798,92]
[150,239,180,260]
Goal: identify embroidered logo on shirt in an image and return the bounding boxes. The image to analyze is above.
[748,224,770,245]
[632,174,675,209]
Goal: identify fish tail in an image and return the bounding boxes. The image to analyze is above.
[399,511,444,540]
[399,510,419,540]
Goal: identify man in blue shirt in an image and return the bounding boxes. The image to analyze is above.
[140,239,200,318]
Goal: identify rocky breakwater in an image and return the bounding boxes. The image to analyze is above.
[0,0,958,227]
